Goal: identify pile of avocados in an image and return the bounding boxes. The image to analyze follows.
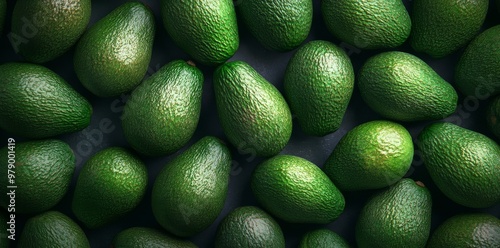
[0,0,500,247]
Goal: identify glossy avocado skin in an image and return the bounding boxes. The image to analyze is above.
[160,0,239,65]
[112,227,197,248]
[427,213,500,248]
[410,0,488,58]
[0,63,92,139]
[214,61,292,157]
[284,40,354,136]
[237,0,312,52]
[417,122,500,208]
[74,1,155,97]
[11,0,91,63]
[0,140,75,214]
[455,25,500,98]
[72,147,148,229]
[151,136,232,237]
[18,211,90,248]
[358,51,458,122]
[251,155,345,224]
[355,179,432,248]
[324,120,414,191]
[215,206,285,248]
[322,0,411,49]
[487,96,500,140]
[122,60,203,157]
[299,229,350,248]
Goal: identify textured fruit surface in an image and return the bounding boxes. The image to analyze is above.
[455,25,500,98]
[11,0,91,63]
[0,63,92,138]
[324,120,413,191]
[122,60,203,156]
[417,122,500,208]
[0,140,75,214]
[358,51,458,121]
[214,61,292,157]
[74,1,155,97]
[112,227,197,248]
[215,206,285,248]
[487,96,500,139]
[284,40,354,136]
[355,179,432,248]
[18,211,90,248]
[72,147,147,229]
[152,136,231,237]
[410,0,488,58]
[299,229,350,248]
[322,0,411,49]
[160,0,238,65]
[427,213,500,248]
[237,0,312,51]
[251,155,345,224]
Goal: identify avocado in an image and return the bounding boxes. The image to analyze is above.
[152,136,232,237]
[74,1,155,97]
[160,0,238,65]
[410,0,488,58]
[113,227,197,248]
[214,61,292,157]
[0,0,6,34]
[417,122,500,208]
[236,0,312,52]
[427,213,500,248]
[72,147,148,229]
[215,206,285,248]
[284,40,354,136]
[322,0,411,49]
[299,229,350,248]
[122,60,203,156]
[0,210,8,248]
[0,63,92,138]
[487,96,500,140]
[18,211,90,248]
[355,179,432,248]
[358,51,458,121]
[10,0,91,63]
[324,120,413,191]
[455,25,500,98]
[0,139,75,214]
[251,155,345,224]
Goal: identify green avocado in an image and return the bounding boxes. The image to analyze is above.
[113,227,197,248]
[299,229,350,248]
[487,96,500,140]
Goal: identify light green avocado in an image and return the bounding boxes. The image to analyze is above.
[0,63,92,139]
[11,0,91,63]
[410,0,488,58]
[122,60,203,156]
[358,51,458,121]
[355,179,432,248]
[284,40,354,136]
[417,122,500,208]
[152,136,232,237]
[215,206,285,248]
[74,1,155,97]
[160,0,239,65]
[455,25,500,98]
[214,61,292,157]
[322,0,411,49]
[236,0,312,51]
[251,155,345,224]
[299,229,350,248]
[324,120,413,191]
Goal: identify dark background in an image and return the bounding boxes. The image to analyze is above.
[1,0,499,247]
